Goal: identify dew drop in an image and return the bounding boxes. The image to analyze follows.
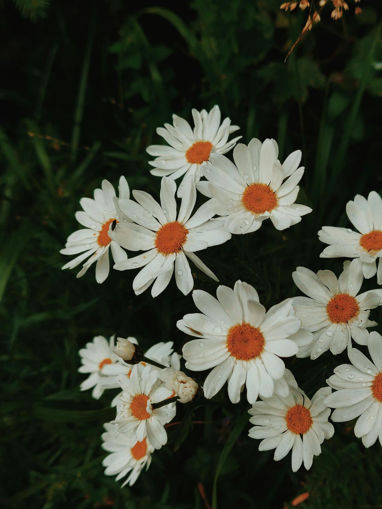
[326,331,333,337]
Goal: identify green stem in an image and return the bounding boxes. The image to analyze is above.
[330,23,381,183]
[212,413,248,509]
[70,8,96,162]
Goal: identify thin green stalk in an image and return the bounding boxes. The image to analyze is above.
[70,9,96,163]
[35,43,58,121]
[331,23,381,182]
[212,413,248,509]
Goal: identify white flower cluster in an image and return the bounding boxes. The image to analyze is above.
[65,106,382,486]
[79,334,199,486]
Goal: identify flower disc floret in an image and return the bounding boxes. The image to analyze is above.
[130,394,151,420]
[242,184,278,214]
[226,323,265,360]
[326,293,359,323]
[286,404,313,434]
[99,357,112,370]
[155,221,188,254]
[98,218,117,246]
[130,439,148,460]
[360,230,382,253]
[372,373,382,402]
[186,141,213,164]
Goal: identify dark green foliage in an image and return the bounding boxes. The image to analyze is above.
[12,0,50,20]
[1,1,382,508]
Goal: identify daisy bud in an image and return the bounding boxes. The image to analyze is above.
[159,368,199,404]
[114,337,138,362]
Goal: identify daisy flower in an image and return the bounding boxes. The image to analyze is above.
[79,335,128,399]
[110,339,180,407]
[325,332,382,448]
[146,105,241,195]
[61,177,130,283]
[115,364,176,449]
[112,176,231,296]
[199,138,312,234]
[249,385,334,471]
[102,422,154,486]
[292,260,382,358]
[318,191,382,284]
[178,281,302,404]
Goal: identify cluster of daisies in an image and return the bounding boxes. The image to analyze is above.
[61,105,382,486]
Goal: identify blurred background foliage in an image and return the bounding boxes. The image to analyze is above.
[1,0,382,508]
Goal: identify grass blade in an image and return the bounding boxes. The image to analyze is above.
[212,412,248,509]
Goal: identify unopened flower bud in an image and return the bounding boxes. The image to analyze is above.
[114,337,136,361]
[160,368,199,403]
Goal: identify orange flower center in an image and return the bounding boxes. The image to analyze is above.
[155,221,188,255]
[186,141,213,164]
[372,373,382,402]
[97,218,117,246]
[326,293,359,323]
[226,323,265,360]
[285,405,312,434]
[98,358,112,370]
[130,439,148,460]
[130,394,151,420]
[360,230,382,253]
[242,183,278,214]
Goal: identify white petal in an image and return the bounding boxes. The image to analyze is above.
[203,357,234,399]
[348,347,378,375]
[274,432,295,461]
[174,252,193,295]
[354,402,379,437]
[227,362,247,403]
[160,178,177,222]
[192,289,232,325]
[95,252,110,283]
[325,388,371,408]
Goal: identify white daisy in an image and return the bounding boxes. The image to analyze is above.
[115,364,176,449]
[178,281,302,404]
[110,339,180,407]
[146,105,241,195]
[60,177,130,283]
[249,385,334,471]
[112,176,231,297]
[102,422,154,486]
[78,335,128,399]
[199,138,312,234]
[318,191,382,284]
[292,260,382,358]
[325,331,382,448]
